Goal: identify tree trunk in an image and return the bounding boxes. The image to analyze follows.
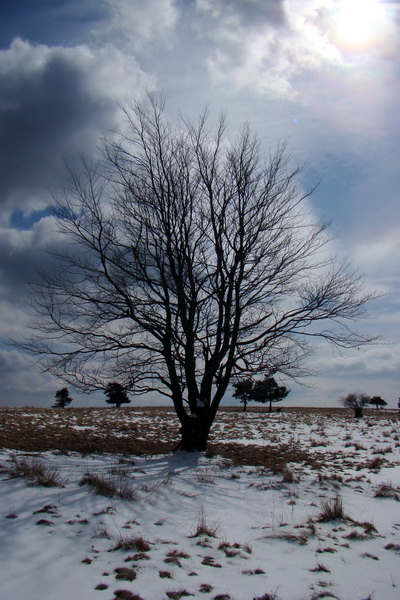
[243,399,247,412]
[354,406,363,418]
[269,399,272,413]
[176,412,212,452]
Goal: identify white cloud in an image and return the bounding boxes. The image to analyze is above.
[195,0,343,97]
[105,0,178,50]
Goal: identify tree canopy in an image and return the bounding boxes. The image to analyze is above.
[20,94,375,450]
[233,376,289,412]
[52,387,73,408]
[104,382,131,407]
[368,396,387,409]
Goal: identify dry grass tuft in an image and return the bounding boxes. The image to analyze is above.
[113,591,144,600]
[199,583,213,593]
[114,567,136,581]
[384,543,400,553]
[95,583,109,590]
[166,590,193,599]
[79,472,137,500]
[189,508,219,538]
[110,535,151,552]
[242,568,265,575]
[6,455,64,487]
[164,549,190,567]
[374,482,400,501]
[253,593,279,600]
[201,556,222,568]
[309,563,331,573]
[159,571,173,579]
[317,496,347,522]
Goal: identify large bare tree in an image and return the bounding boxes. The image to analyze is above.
[22,94,374,450]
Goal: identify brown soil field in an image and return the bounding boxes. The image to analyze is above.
[1,406,398,471]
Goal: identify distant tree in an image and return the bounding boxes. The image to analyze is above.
[232,378,254,412]
[252,376,290,412]
[339,392,370,418]
[53,387,73,408]
[368,396,387,410]
[232,376,289,413]
[398,398,400,413]
[104,382,131,408]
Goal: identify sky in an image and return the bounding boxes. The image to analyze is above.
[0,0,399,409]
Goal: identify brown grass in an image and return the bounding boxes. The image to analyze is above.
[1,406,398,472]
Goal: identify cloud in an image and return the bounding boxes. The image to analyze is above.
[0,216,64,303]
[194,0,343,97]
[0,348,55,393]
[0,37,153,221]
[193,0,400,105]
[105,0,178,50]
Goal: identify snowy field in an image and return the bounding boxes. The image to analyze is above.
[0,407,399,600]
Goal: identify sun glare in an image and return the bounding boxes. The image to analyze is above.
[332,0,388,50]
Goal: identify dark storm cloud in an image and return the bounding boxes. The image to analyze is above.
[0,38,151,220]
[0,54,94,210]
[0,0,110,48]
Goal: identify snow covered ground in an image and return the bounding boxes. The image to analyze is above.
[0,408,399,600]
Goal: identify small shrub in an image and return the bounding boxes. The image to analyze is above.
[159,571,173,579]
[95,583,109,590]
[199,584,213,593]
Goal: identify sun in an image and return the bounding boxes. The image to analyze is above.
[331,0,388,50]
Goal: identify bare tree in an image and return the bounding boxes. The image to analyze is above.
[339,392,371,418]
[20,94,375,450]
